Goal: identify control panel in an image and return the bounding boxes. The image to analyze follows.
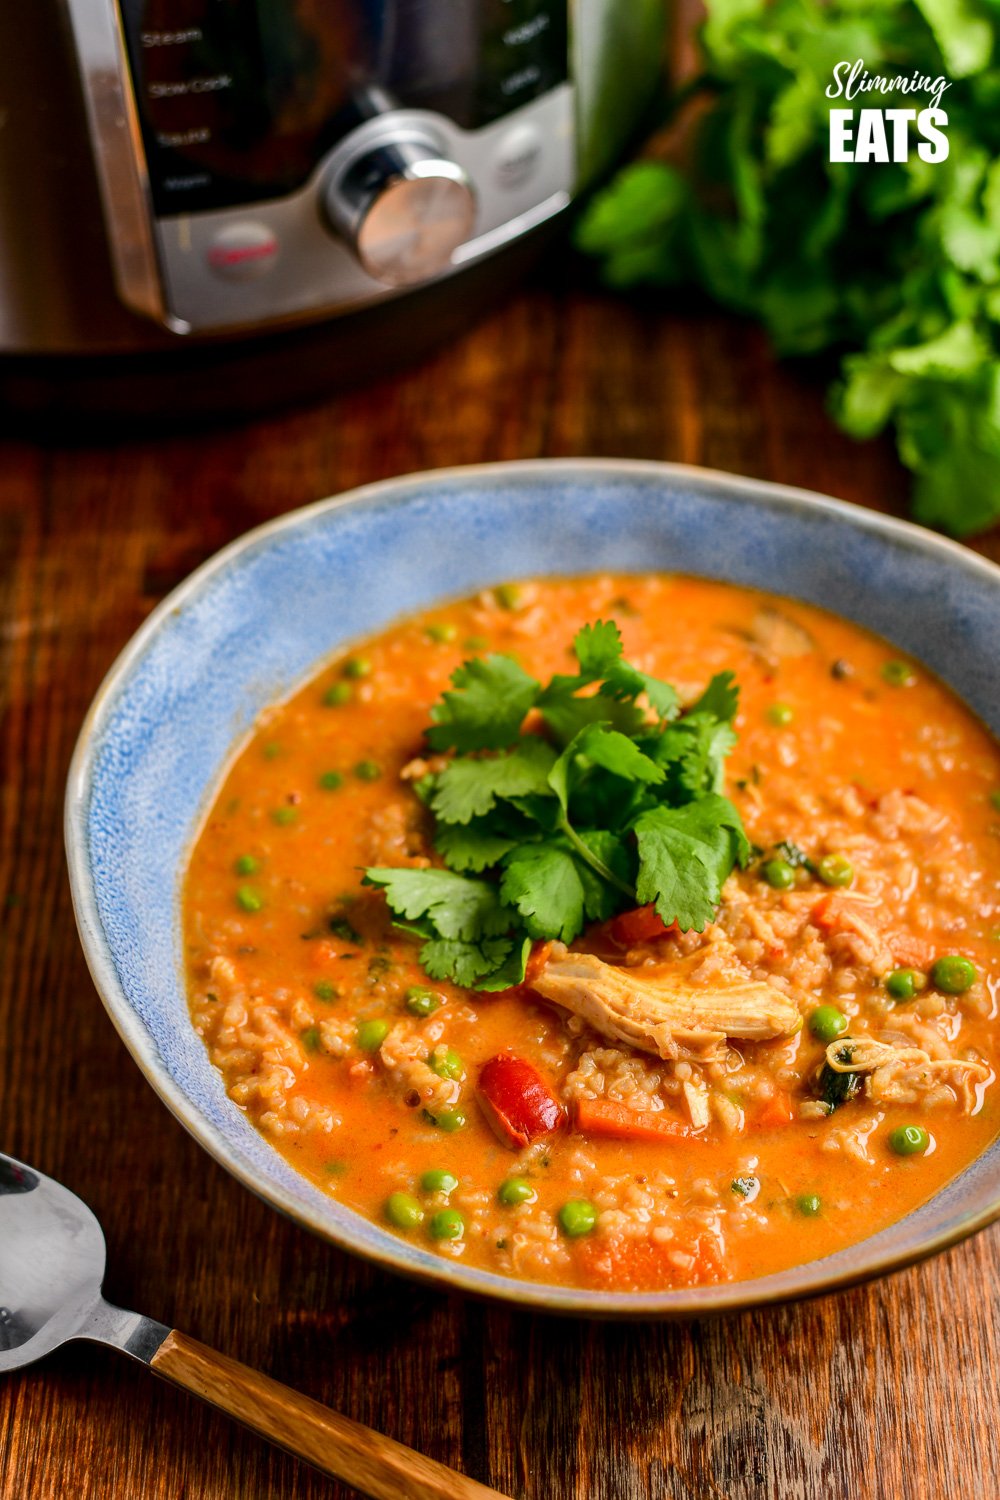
[66,0,576,333]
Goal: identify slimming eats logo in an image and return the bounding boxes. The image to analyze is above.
[826,59,950,163]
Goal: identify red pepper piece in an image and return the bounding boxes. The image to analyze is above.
[476,1052,567,1149]
[609,904,678,947]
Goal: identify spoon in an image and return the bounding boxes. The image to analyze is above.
[0,1151,511,1500]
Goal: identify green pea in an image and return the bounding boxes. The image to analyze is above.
[795,1194,822,1217]
[428,1047,464,1081]
[300,1026,320,1053]
[385,1192,424,1231]
[356,1019,389,1052]
[234,854,259,876]
[990,790,1000,813]
[817,854,854,888]
[313,980,338,1002]
[761,858,796,890]
[262,741,282,760]
[886,968,925,1002]
[429,1208,465,1241]
[236,886,263,913]
[498,1177,536,1207]
[767,703,794,727]
[930,955,977,994]
[494,583,522,611]
[406,986,441,1017]
[323,682,352,707]
[271,806,297,826]
[881,661,915,687]
[888,1124,930,1157]
[464,635,489,651]
[318,770,344,791]
[342,657,372,679]
[421,1169,459,1195]
[425,622,457,643]
[430,1108,466,1133]
[558,1199,597,1238]
[809,1005,848,1043]
[354,759,382,782]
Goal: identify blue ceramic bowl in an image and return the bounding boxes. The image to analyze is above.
[66,460,1000,1315]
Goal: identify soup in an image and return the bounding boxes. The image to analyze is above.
[183,577,1000,1291]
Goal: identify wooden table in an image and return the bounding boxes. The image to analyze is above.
[3,255,1000,1500]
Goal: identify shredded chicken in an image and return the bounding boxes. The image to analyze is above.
[749,606,815,662]
[825,1036,990,1112]
[817,897,897,978]
[682,1079,712,1129]
[530,946,803,1062]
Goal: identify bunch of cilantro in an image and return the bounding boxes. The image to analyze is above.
[576,0,1000,536]
[364,621,749,991]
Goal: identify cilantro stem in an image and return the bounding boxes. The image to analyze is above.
[556,814,636,902]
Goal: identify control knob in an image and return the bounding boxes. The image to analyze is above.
[325,136,476,288]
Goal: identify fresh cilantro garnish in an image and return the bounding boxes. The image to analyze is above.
[363,620,748,988]
[429,736,556,823]
[359,867,510,941]
[576,4,1000,537]
[427,655,539,752]
[633,796,750,933]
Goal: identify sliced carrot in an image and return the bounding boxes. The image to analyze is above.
[524,941,553,985]
[809,892,876,930]
[885,931,936,970]
[573,1097,696,1142]
[754,1089,794,1127]
[577,1232,728,1291]
[610,904,679,947]
[811,893,847,930]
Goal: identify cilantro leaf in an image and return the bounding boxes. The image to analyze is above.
[540,621,680,737]
[362,867,513,941]
[427,654,539,753]
[575,0,1000,538]
[429,737,557,824]
[601,664,679,721]
[420,936,520,989]
[473,935,533,991]
[434,819,520,873]
[574,829,636,922]
[548,723,665,813]
[537,689,646,746]
[633,796,750,932]
[639,713,737,800]
[365,620,748,983]
[573,619,626,677]
[500,842,588,943]
[687,671,740,723]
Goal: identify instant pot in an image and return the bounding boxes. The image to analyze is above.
[0,1,664,419]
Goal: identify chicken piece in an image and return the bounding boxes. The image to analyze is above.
[529,947,803,1062]
[749,606,815,662]
[824,1036,990,1112]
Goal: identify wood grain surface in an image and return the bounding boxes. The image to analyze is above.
[3,255,1000,1500]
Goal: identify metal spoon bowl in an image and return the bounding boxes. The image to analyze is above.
[0,1151,508,1499]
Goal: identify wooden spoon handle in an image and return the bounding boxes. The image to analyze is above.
[151,1329,512,1500]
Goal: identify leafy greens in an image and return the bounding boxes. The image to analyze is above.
[364,622,749,990]
[575,0,1000,537]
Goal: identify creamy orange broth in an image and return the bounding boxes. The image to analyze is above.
[184,577,1000,1291]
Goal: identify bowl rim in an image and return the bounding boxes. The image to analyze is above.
[64,456,1000,1317]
